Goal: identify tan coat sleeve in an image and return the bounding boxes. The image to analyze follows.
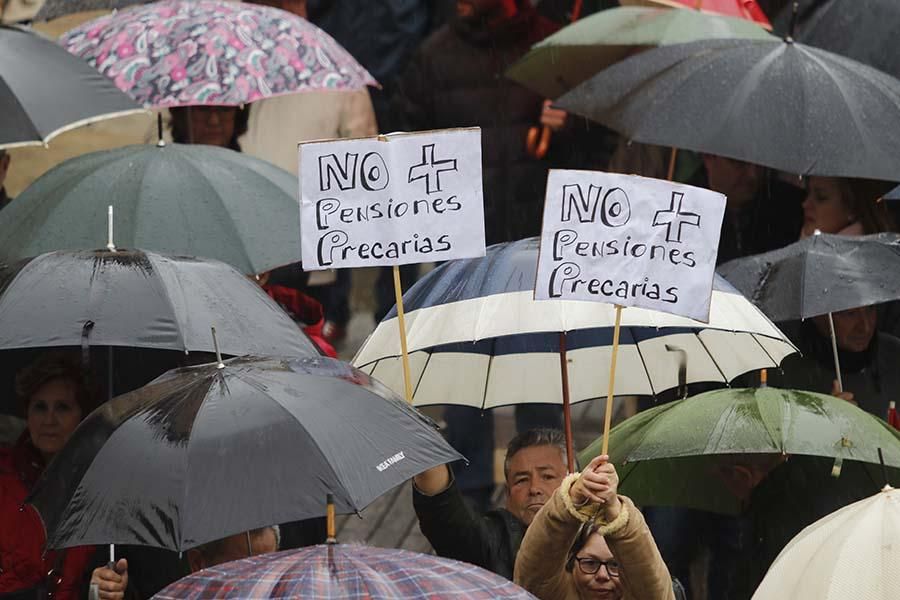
[514,486,581,600]
[338,89,378,139]
[514,487,674,600]
[609,497,676,600]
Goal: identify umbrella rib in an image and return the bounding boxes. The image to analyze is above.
[631,327,658,398]
[410,350,431,400]
[694,331,729,384]
[145,253,190,353]
[178,152,257,274]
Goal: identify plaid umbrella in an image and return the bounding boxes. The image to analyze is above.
[60,0,377,108]
[153,545,537,599]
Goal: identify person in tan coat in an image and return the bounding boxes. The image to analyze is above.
[514,455,675,600]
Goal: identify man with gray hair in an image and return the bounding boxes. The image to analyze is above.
[413,428,569,581]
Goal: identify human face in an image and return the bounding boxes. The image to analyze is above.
[802,177,854,236]
[572,534,623,600]
[26,378,83,460]
[815,306,877,353]
[187,106,237,148]
[702,155,760,209]
[505,445,566,526]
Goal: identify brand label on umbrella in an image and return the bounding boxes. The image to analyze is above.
[299,128,486,270]
[535,170,726,322]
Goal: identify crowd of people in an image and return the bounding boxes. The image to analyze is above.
[1,0,896,599]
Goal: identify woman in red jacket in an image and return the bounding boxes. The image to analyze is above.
[0,353,97,599]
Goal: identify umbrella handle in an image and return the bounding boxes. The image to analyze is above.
[526,126,552,159]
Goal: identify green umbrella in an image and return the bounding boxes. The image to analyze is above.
[0,143,300,274]
[506,6,773,99]
[578,387,900,514]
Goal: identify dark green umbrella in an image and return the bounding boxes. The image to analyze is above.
[507,6,772,99]
[0,143,300,274]
[579,387,900,514]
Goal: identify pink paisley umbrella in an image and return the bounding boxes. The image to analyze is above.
[59,0,377,108]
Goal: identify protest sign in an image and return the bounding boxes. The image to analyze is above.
[535,170,726,322]
[299,128,485,270]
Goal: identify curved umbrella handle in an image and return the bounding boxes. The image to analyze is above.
[526,125,552,159]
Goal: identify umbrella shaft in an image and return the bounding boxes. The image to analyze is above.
[827,312,843,393]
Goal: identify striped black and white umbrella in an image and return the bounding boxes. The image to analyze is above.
[353,238,796,409]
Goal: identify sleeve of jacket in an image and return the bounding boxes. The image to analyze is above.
[513,484,581,599]
[608,497,675,600]
[389,45,434,133]
[412,477,498,570]
[339,89,378,139]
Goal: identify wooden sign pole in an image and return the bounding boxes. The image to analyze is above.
[601,305,623,456]
[393,265,414,403]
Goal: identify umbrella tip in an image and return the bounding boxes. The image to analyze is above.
[785,1,799,43]
[210,326,225,369]
[106,205,116,252]
[157,113,165,148]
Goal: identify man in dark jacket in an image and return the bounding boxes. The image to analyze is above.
[697,154,805,265]
[412,429,568,580]
[772,306,900,420]
[392,0,606,245]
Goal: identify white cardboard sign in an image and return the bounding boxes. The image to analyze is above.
[535,170,726,322]
[299,128,485,270]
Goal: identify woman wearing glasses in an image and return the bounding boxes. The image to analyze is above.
[514,455,679,600]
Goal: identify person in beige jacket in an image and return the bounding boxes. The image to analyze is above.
[514,455,675,600]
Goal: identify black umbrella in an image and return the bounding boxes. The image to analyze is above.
[717,232,900,392]
[0,249,316,356]
[772,0,900,80]
[555,37,900,181]
[0,249,317,413]
[0,25,142,149]
[29,355,463,551]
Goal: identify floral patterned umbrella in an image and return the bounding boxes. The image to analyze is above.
[59,0,377,108]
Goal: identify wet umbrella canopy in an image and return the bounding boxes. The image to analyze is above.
[0,144,303,274]
[0,249,317,355]
[60,0,376,108]
[772,0,900,80]
[29,356,463,551]
[717,233,900,321]
[354,238,796,407]
[154,545,537,599]
[506,6,772,99]
[579,387,900,514]
[0,25,142,149]
[555,37,900,181]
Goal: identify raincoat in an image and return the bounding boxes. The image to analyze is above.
[0,433,94,599]
[514,480,674,600]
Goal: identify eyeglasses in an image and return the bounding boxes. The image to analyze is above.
[574,557,621,577]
